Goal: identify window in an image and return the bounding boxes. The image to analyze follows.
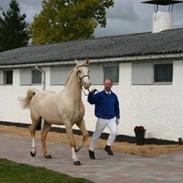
[154,64,173,82]
[4,70,13,85]
[132,62,173,85]
[90,65,103,84]
[50,66,73,85]
[32,70,42,84]
[132,63,153,85]
[20,69,42,85]
[104,65,119,83]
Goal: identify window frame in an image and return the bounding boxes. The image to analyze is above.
[50,65,73,85]
[89,64,103,85]
[103,64,119,84]
[19,68,42,85]
[131,62,173,85]
[3,70,13,85]
[153,63,173,84]
[31,69,42,85]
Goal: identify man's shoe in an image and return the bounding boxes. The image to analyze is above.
[104,145,114,156]
[88,150,96,159]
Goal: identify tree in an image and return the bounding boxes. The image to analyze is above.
[0,0,29,52]
[30,0,114,44]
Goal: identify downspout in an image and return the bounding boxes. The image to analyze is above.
[35,66,46,130]
[35,66,46,91]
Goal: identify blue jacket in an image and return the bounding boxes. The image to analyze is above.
[88,90,120,119]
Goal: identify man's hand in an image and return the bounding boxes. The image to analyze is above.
[90,89,97,94]
[116,118,120,125]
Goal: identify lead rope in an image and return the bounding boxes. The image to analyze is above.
[82,87,90,96]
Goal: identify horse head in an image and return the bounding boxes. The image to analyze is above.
[75,59,91,90]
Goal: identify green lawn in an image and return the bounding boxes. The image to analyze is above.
[0,159,94,183]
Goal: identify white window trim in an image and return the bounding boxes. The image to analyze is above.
[132,61,173,85]
[103,63,119,85]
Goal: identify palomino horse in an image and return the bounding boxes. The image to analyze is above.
[20,59,91,165]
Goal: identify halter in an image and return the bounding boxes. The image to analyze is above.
[76,65,90,83]
[76,64,90,96]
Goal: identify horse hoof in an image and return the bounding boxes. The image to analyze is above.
[30,151,36,157]
[73,161,81,166]
[75,146,82,152]
[44,154,52,159]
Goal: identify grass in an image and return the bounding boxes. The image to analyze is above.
[0,159,94,183]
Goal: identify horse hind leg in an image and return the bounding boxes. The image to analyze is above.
[30,116,41,157]
[36,117,42,130]
[41,121,52,159]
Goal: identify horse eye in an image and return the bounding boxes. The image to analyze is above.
[78,70,81,73]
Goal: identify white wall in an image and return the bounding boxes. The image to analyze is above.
[0,69,42,123]
[0,62,183,141]
[117,61,183,141]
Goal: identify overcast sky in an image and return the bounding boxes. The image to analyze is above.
[0,0,183,37]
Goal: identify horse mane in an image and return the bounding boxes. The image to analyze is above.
[65,66,76,86]
[64,63,88,86]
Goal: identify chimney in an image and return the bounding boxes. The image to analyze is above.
[142,0,183,33]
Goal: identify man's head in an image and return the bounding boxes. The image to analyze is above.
[103,78,113,92]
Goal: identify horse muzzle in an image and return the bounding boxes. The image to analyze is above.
[83,81,91,89]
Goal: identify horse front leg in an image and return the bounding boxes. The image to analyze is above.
[75,119,89,152]
[65,125,81,166]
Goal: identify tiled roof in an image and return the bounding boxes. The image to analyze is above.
[0,28,183,66]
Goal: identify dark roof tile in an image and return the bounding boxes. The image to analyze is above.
[0,28,183,65]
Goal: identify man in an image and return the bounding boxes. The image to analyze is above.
[88,78,120,159]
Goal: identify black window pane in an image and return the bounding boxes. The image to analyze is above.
[32,70,42,84]
[154,64,173,82]
[104,66,119,83]
[4,70,13,84]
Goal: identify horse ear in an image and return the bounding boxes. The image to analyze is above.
[85,59,89,65]
[75,59,79,66]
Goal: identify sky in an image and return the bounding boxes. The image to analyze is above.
[0,0,183,37]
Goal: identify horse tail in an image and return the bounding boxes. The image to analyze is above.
[19,89,39,109]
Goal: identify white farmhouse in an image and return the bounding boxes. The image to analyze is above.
[0,28,183,142]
